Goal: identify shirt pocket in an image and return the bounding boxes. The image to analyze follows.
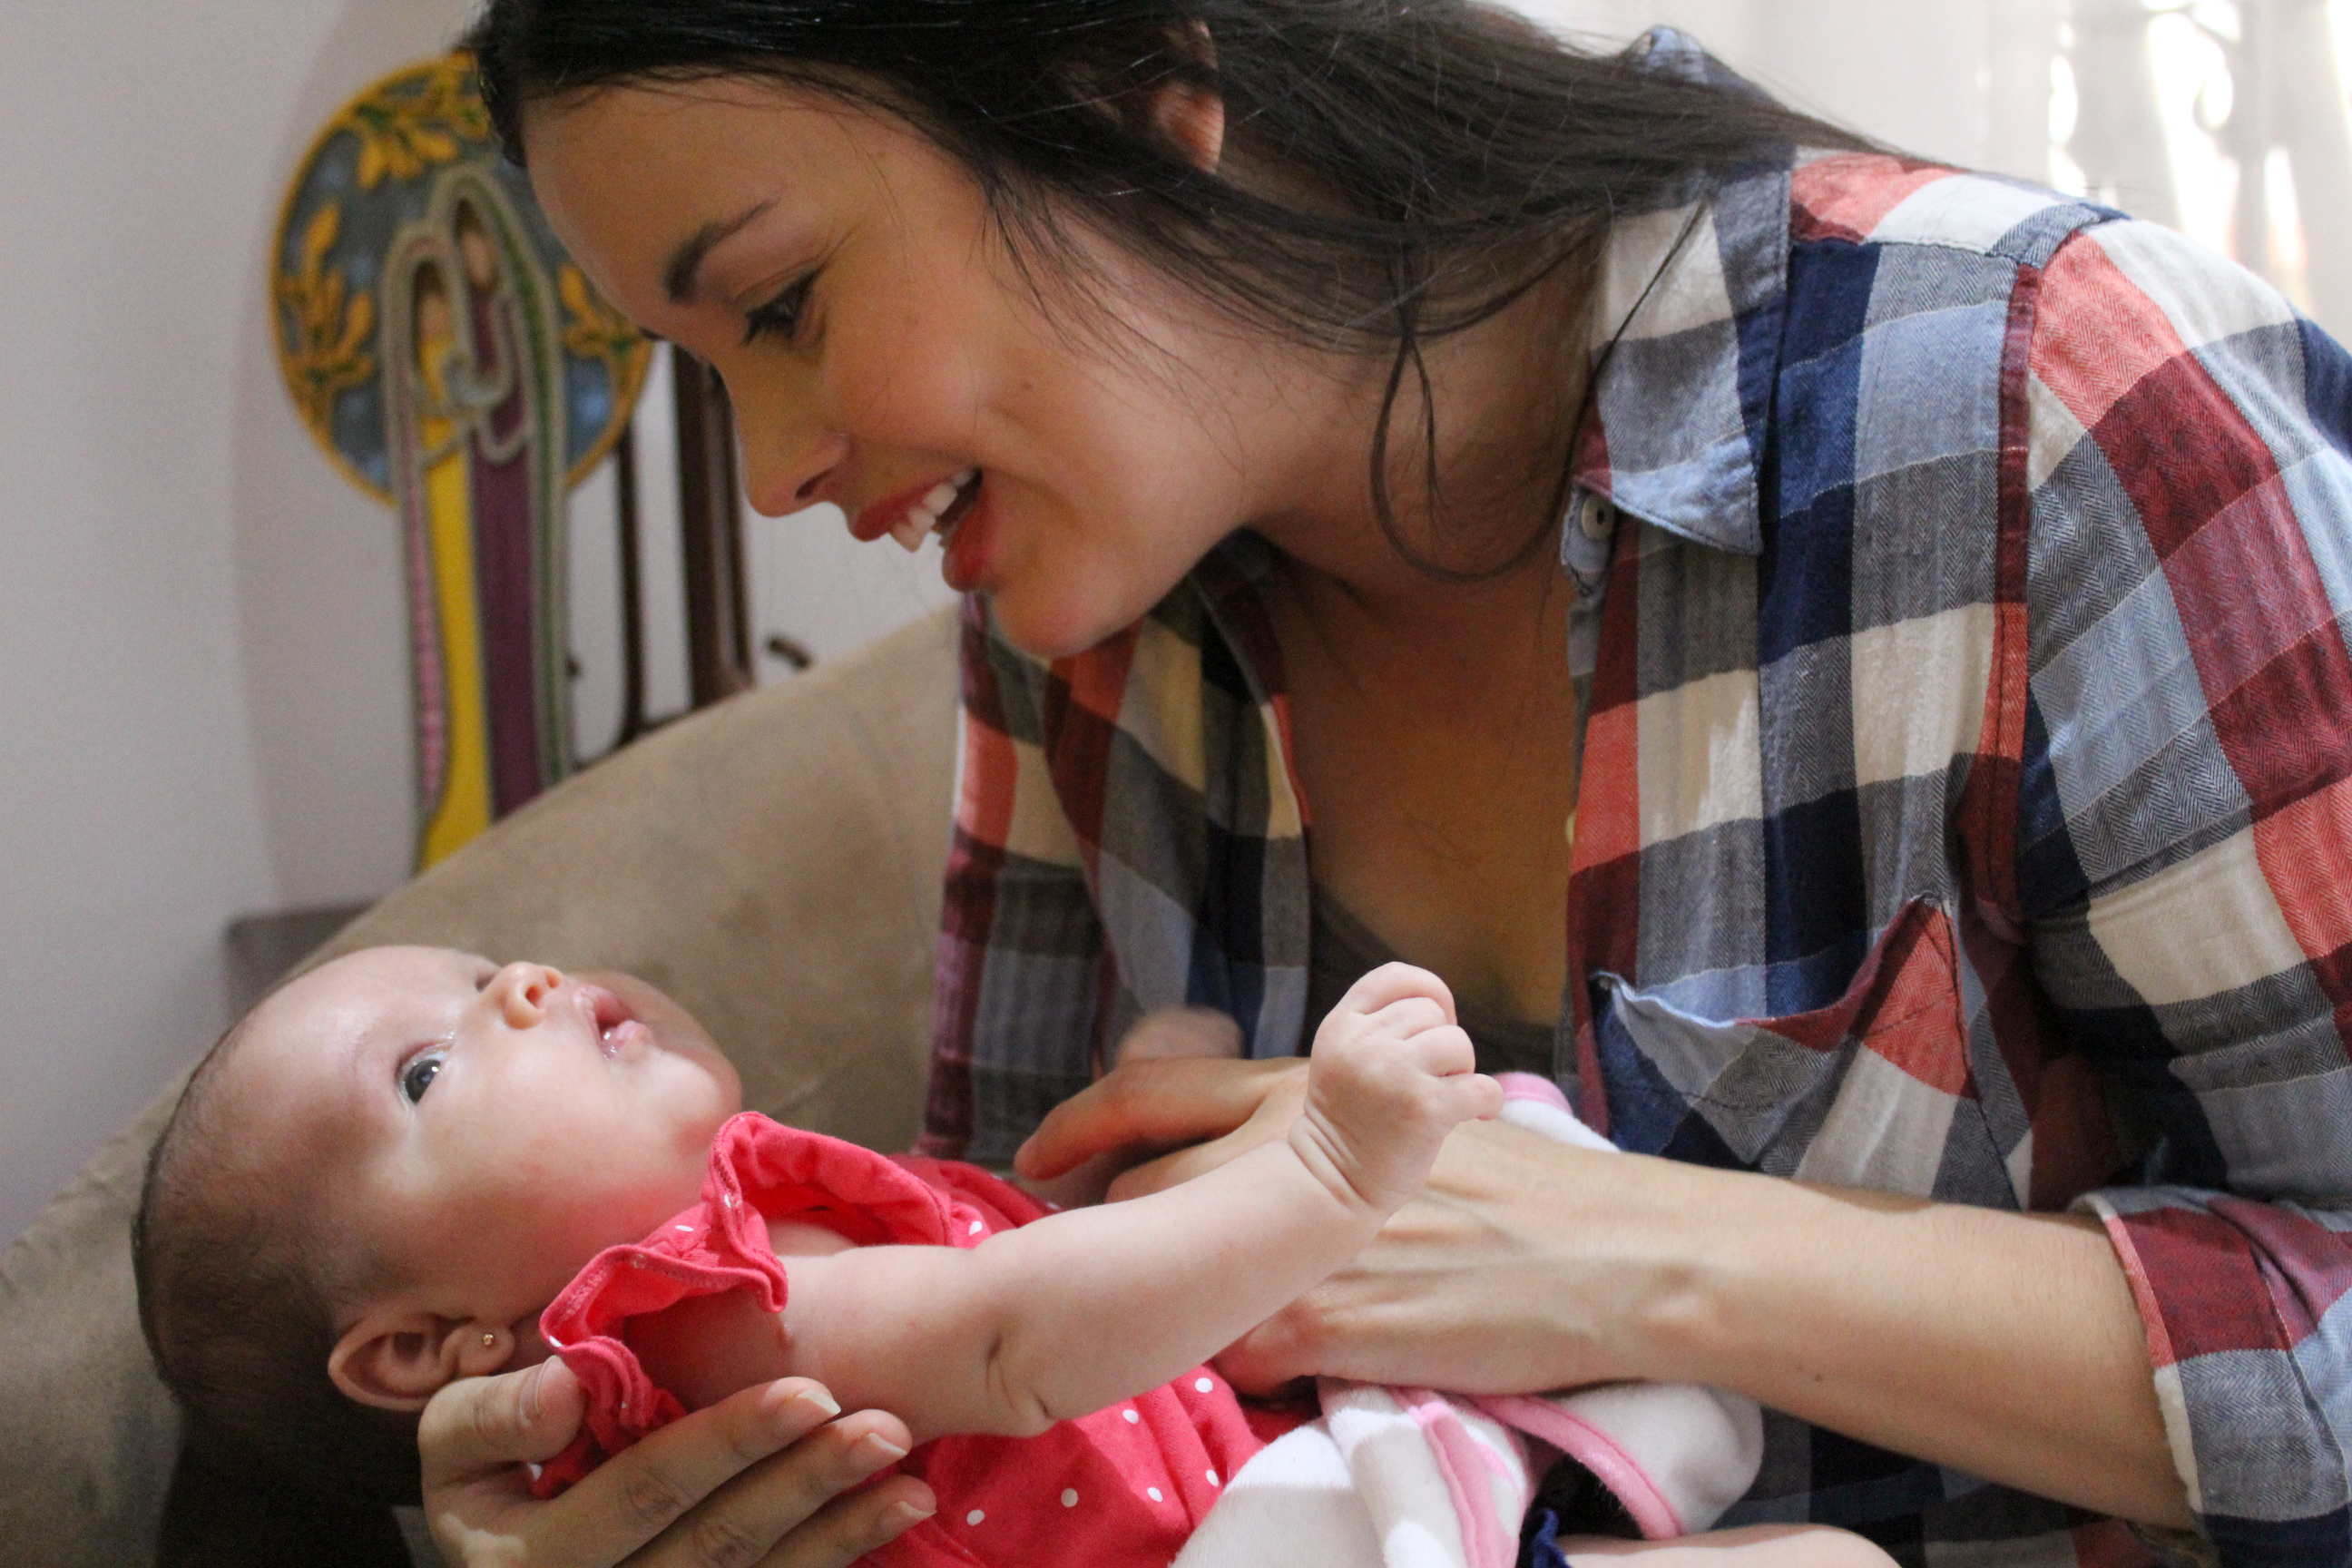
[1591,899,2017,1205]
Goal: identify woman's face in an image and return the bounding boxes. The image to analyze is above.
[526,76,1359,659]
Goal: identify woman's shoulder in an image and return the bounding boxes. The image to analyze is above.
[1783,149,2319,356]
[1787,150,2119,269]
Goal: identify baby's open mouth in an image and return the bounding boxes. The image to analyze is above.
[585,986,646,1058]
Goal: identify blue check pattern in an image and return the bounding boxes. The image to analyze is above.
[924,31,2352,1567]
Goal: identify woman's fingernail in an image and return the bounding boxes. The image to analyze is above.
[788,1385,841,1420]
[883,1499,935,1533]
[856,1431,910,1464]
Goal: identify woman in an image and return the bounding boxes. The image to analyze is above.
[426,1,2352,1563]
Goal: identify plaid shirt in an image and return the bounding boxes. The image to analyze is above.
[923,32,2352,1566]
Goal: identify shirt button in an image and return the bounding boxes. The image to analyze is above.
[1578,495,1617,543]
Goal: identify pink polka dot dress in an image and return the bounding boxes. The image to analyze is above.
[534,1113,1301,1564]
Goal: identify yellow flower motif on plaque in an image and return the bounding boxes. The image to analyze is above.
[275,202,377,426]
[558,265,643,371]
[342,58,485,190]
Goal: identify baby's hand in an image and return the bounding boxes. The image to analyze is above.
[1290,963,1504,1215]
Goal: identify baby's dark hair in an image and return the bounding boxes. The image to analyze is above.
[132,1012,426,1505]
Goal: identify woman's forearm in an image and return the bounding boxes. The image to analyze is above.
[1615,1158,2194,1530]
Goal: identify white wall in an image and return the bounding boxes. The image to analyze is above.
[0,0,960,1246]
[6,0,2332,1246]
[0,0,469,1244]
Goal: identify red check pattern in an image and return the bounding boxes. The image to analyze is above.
[923,32,2352,1567]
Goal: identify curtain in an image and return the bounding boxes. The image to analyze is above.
[1514,0,2351,329]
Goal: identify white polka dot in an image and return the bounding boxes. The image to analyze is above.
[1122,1408,1140,1424]
[1206,1470,1220,1486]
[1061,1488,1079,1508]
[968,1219,984,1235]
[1193,1377,1213,1393]
[1147,1487,1163,1503]
[966,1509,985,1526]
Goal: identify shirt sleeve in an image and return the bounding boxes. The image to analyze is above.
[918,596,1110,1166]
[2015,216,2352,1564]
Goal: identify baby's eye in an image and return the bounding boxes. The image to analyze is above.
[399,1049,447,1104]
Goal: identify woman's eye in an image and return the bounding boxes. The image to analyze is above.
[400,1050,446,1104]
[741,274,814,346]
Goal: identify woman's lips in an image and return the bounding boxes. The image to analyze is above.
[887,467,980,551]
[851,467,978,546]
[940,474,993,593]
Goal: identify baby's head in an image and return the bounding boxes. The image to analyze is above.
[133,946,741,1501]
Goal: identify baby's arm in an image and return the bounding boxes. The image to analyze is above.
[647,965,1498,1445]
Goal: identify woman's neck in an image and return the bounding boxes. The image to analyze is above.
[1249,266,1592,641]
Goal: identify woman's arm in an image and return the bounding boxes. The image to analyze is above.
[1023,1062,2193,1528]
[657,966,1497,1446]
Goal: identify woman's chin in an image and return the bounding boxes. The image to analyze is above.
[985,577,1165,662]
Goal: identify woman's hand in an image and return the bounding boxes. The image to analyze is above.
[418,1359,936,1566]
[1011,1007,1252,1210]
[1016,1055,1656,1397]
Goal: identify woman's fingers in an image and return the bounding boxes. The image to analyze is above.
[425,1357,583,1470]
[1101,1112,1279,1200]
[626,1402,931,1568]
[537,1381,876,1565]
[1114,1006,1244,1063]
[743,1469,937,1568]
[418,1366,931,1568]
[1013,1055,1303,1180]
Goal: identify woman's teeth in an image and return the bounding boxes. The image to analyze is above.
[887,468,978,552]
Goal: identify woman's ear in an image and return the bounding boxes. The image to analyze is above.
[328,1307,516,1411]
[1150,21,1225,172]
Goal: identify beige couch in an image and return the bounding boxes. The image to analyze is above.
[0,609,960,1567]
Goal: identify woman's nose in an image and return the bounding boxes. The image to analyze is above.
[484,961,564,1027]
[731,386,848,517]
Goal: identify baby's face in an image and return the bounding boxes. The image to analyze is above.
[229,946,742,1322]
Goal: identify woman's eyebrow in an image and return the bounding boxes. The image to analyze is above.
[663,200,779,305]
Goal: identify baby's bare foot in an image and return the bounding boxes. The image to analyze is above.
[1291,963,1503,1214]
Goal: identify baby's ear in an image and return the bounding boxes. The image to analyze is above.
[328,1306,514,1411]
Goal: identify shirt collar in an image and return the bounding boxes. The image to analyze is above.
[1569,26,1795,559]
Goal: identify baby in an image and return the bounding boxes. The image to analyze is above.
[135,950,1489,1508]
[136,946,1865,1566]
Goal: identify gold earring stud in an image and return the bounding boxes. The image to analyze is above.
[480,1332,497,1350]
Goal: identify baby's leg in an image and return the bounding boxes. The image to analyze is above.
[1294,963,1504,1214]
[1555,1525,1898,1567]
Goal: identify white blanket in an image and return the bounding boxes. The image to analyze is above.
[1171,1079,1764,1568]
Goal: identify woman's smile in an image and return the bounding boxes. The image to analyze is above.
[522,76,1353,659]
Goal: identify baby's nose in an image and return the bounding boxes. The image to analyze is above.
[485,960,565,1026]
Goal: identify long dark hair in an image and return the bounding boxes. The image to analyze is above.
[471,0,1878,570]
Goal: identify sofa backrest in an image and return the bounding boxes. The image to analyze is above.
[0,607,958,1567]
